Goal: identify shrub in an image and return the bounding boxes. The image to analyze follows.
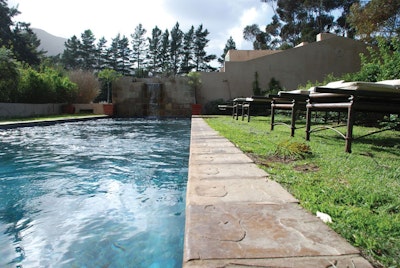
[68,70,100,103]
[17,66,77,103]
[274,140,312,160]
[0,48,20,102]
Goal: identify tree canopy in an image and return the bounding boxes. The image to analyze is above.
[0,0,43,65]
[61,22,217,76]
[251,0,399,49]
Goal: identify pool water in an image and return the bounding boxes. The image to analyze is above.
[0,118,191,267]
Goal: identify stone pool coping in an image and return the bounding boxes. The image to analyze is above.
[0,115,110,129]
[183,117,373,267]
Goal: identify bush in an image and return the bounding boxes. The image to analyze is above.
[17,66,77,103]
[68,70,100,103]
[349,37,400,82]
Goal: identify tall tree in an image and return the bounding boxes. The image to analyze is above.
[348,0,400,43]
[80,29,97,70]
[256,0,358,49]
[180,26,195,73]
[170,22,183,74]
[107,34,122,72]
[243,24,271,50]
[160,29,171,73]
[62,35,81,70]
[0,1,42,65]
[131,23,147,72]
[94,37,108,72]
[118,35,131,75]
[147,26,163,74]
[192,24,216,72]
[218,36,236,65]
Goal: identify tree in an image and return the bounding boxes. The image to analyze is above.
[160,29,171,74]
[192,24,216,72]
[97,68,122,103]
[117,35,131,75]
[243,24,270,50]
[131,23,147,73]
[348,0,400,43]
[107,34,131,75]
[0,47,19,102]
[180,26,195,73]
[170,22,183,74]
[62,35,81,70]
[0,1,42,65]
[95,37,108,72]
[147,26,163,74]
[218,36,236,65]
[80,29,97,70]
[256,0,358,49]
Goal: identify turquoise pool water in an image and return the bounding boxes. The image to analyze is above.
[0,118,190,267]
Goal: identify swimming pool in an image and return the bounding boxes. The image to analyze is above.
[0,118,190,267]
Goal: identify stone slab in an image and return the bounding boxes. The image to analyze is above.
[189,162,267,180]
[184,203,360,261]
[183,256,373,268]
[189,152,254,165]
[187,177,298,205]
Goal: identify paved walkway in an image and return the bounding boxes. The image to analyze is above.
[183,117,372,267]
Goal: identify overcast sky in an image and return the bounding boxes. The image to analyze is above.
[8,0,274,60]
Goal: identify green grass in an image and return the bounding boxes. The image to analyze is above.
[204,115,400,268]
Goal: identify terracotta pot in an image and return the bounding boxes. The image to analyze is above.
[61,104,75,114]
[191,104,201,115]
[103,104,114,116]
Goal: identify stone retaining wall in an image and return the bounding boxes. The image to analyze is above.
[0,103,106,118]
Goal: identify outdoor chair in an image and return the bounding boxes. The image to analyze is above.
[305,80,400,153]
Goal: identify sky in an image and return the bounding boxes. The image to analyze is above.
[7,0,274,62]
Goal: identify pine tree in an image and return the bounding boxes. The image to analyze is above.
[107,34,121,72]
[118,35,131,75]
[95,37,108,72]
[147,26,163,74]
[62,35,81,70]
[160,29,171,74]
[193,24,216,72]
[180,26,195,73]
[80,29,97,70]
[131,24,148,73]
[170,22,183,75]
[218,36,236,65]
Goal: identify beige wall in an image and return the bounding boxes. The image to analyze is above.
[225,50,282,62]
[200,34,368,104]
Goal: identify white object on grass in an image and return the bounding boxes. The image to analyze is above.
[316,211,332,223]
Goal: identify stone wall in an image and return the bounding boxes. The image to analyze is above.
[112,76,195,117]
[0,103,107,118]
[0,103,64,118]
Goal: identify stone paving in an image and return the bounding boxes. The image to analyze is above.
[183,117,373,268]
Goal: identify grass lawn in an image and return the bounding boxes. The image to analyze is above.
[204,115,400,268]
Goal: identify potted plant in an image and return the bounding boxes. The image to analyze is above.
[98,69,122,116]
[188,72,202,115]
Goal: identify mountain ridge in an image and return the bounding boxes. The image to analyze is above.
[33,28,67,56]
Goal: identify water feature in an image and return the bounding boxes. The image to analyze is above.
[146,83,163,117]
[0,118,190,267]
